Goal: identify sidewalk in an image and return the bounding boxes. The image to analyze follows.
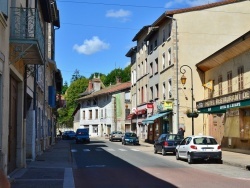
[9,140,74,188]
[9,138,250,187]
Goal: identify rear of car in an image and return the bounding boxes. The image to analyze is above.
[62,131,76,140]
[109,131,123,142]
[154,134,184,155]
[75,128,90,144]
[176,135,222,164]
[122,132,139,145]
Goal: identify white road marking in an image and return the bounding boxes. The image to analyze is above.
[71,149,77,153]
[118,149,127,151]
[95,148,103,151]
[106,148,115,151]
[131,149,140,151]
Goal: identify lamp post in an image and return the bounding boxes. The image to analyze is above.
[180,65,194,135]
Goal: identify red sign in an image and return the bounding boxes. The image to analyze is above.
[147,103,154,108]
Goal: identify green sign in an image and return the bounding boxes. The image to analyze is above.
[198,99,250,113]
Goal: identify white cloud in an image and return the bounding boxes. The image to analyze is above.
[73,36,110,55]
[106,9,131,21]
[165,0,220,8]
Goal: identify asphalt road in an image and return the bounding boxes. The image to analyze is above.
[70,138,250,188]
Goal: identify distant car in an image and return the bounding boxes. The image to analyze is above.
[62,131,76,140]
[175,135,222,164]
[154,134,184,156]
[109,131,123,142]
[75,128,90,144]
[122,132,140,145]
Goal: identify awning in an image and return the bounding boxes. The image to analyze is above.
[127,113,135,120]
[142,111,171,124]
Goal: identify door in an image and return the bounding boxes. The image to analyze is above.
[8,76,18,173]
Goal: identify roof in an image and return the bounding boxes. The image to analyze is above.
[125,46,137,57]
[196,30,250,72]
[132,25,151,42]
[166,0,242,15]
[77,82,131,101]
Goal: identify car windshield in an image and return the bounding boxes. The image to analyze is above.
[125,133,137,137]
[193,137,218,145]
[166,134,183,140]
[77,131,88,135]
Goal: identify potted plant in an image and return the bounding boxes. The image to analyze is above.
[185,109,199,118]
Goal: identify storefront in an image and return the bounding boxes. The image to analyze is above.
[197,90,250,150]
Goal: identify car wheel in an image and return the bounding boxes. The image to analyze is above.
[154,147,157,154]
[217,159,223,164]
[176,151,180,160]
[124,142,126,145]
[187,153,193,164]
[162,148,166,156]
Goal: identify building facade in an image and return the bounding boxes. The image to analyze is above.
[127,0,250,143]
[197,31,250,150]
[0,0,62,175]
[76,77,131,137]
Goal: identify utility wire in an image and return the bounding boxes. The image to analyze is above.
[57,0,166,9]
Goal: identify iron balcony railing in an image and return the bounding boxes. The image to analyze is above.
[10,7,45,61]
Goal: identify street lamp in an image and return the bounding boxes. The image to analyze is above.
[180,65,194,135]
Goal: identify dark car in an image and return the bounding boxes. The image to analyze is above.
[122,132,140,145]
[62,131,76,140]
[154,134,184,156]
[75,128,90,144]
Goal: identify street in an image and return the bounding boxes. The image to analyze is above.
[71,138,250,188]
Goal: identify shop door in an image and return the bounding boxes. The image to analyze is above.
[8,76,18,173]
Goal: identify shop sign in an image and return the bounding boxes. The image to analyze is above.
[197,89,250,109]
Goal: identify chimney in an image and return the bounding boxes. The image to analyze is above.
[88,80,93,91]
[116,76,121,84]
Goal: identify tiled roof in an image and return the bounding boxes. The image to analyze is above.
[77,82,131,101]
[166,0,241,15]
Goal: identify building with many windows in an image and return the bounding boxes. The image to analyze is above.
[127,0,250,143]
[76,76,131,137]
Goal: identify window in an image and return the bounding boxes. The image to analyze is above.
[150,87,153,100]
[168,78,172,98]
[150,62,153,76]
[163,82,166,99]
[89,110,92,120]
[138,64,140,78]
[155,58,158,74]
[150,44,153,52]
[168,48,171,65]
[145,84,148,102]
[155,84,159,98]
[238,66,244,90]
[144,58,147,74]
[87,100,91,106]
[227,71,232,93]
[141,87,144,103]
[95,109,98,119]
[167,22,172,38]
[141,61,144,75]
[218,75,222,96]
[162,29,166,42]
[100,109,103,118]
[154,40,157,48]
[162,53,166,69]
[82,111,85,120]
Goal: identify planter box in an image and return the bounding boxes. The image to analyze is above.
[187,113,199,118]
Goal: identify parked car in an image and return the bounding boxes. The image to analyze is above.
[154,134,184,156]
[75,128,90,144]
[109,131,123,142]
[175,135,222,164]
[122,132,140,145]
[62,131,76,140]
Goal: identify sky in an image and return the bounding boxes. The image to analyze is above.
[55,0,220,84]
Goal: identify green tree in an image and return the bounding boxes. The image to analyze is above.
[57,77,89,128]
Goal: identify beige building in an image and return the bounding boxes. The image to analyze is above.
[0,0,62,176]
[196,31,250,150]
[127,0,250,143]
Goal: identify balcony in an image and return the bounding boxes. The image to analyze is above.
[9,7,45,65]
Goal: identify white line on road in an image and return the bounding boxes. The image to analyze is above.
[83,149,90,152]
[118,149,127,151]
[63,168,75,188]
[131,149,140,151]
[71,149,77,153]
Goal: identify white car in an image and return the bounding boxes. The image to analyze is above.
[175,135,222,164]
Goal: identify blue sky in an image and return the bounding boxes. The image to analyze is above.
[55,0,220,84]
